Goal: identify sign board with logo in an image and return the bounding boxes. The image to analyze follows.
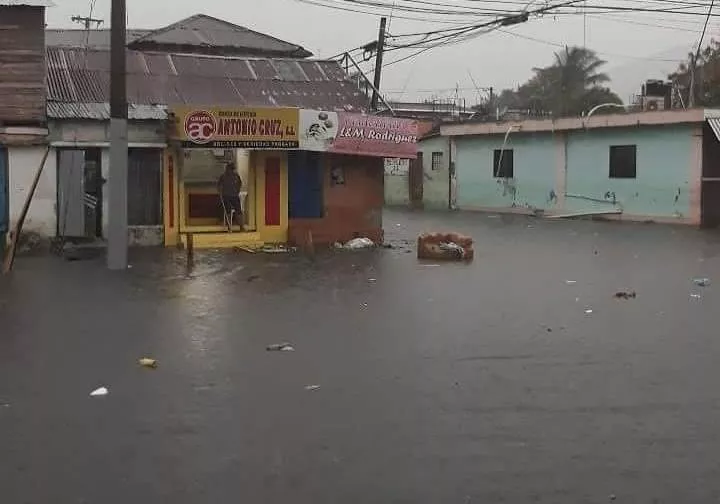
[299,110,418,159]
[170,106,299,149]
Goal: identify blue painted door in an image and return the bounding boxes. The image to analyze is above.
[288,151,324,219]
[0,146,7,236]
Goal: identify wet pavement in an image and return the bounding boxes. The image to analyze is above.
[2,208,720,503]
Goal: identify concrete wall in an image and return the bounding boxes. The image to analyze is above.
[49,119,167,245]
[451,123,702,223]
[290,154,384,246]
[384,157,410,206]
[455,132,557,211]
[565,125,697,220]
[49,120,166,145]
[8,145,56,236]
[420,135,450,209]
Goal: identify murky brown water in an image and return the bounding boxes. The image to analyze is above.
[2,209,720,503]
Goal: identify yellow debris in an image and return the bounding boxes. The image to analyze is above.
[138,358,158,369]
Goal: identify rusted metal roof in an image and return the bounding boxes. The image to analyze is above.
[45,29,150,50]
[46,47,366,119]
[128,14,312,58]
[47,102,167,121]
[0,1,54,6]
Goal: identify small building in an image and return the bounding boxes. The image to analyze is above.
[0,0,51,239]
[439,109,720,226]
[27,13,419,248]
[384,129,451,210]
[168,107,417,249]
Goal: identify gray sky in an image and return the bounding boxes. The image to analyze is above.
[46,0,720,104]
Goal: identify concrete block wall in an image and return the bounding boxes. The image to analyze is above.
[452,123,702,223]
[289,154,384,246]
[8,146,56,237]
[420,136,450,209]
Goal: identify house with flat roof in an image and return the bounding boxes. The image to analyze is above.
[438,109,720,227]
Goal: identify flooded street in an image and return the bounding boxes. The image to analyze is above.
[2,209,720,503]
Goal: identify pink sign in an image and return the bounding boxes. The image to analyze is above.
[299,110,418,159]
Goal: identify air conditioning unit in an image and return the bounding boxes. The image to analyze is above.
[644,96,665,111]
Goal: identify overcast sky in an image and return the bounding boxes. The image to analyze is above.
[46,0,720,105]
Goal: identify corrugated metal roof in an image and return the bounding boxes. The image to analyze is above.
[0,1,54,6]
[708,118,720,142]
[46,47,365,119]
[47,102,167,120]
[45,29,150,50]
[128,14,312,58]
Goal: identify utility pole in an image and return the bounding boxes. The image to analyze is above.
[71,15,103,29]
[370,17,387,111]
[107,0,128,270]
[689,53,697,108]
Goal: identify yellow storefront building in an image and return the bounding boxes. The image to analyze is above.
[163,106,297,249]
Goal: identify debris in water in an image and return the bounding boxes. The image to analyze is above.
[305,385,321,391]
[609,495,616,501]
[247,274,261,282]
[368,278,377,283]
[584,309,594,315]
[693,278,711,287]
[267,343,295,352]
[565,280,577,285]
[417,232,474,261]
[90,387,109,397]
[344,237,375,250]
[138,358,158,369]
[613,290,637,300]
[690,294,702,300]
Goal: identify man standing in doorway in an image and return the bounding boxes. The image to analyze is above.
[217,162,243,228]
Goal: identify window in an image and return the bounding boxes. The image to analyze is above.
[493,149,514,178]
[431,151,444,171]
[609,145,637,179]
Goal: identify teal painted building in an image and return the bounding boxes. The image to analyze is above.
[441,109,720,226]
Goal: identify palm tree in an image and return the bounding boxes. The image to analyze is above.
[496,46,622,117]
[544,46,617,116]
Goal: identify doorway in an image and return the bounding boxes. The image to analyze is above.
[57,148,103,239]
[702,122,720,228]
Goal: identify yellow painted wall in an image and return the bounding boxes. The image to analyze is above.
[162,147,288,247]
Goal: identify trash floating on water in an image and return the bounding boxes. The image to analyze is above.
[368,278,377,283]
[266,343,295,352]
[417,232,474,261]
[138,358,158,369]
[344,237,375,250]
[90,387,109,397]
[565,280,577,285]
[584,309,594,315]
[613,290,637,300]
[693,278,711,287]
[246,274,261,282]
[690,294,702,300]
[305,385,321,391]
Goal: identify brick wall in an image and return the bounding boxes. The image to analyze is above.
[289,153,384,246]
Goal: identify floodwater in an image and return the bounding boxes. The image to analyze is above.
[2,209,720,503]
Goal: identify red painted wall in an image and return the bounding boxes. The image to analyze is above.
[265,157,281,226]
[288,154,384,246]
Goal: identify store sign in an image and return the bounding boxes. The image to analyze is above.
[171,106,299,149]
[299,110,418,159]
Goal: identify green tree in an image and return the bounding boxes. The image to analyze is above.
[669,40,720,107]
[497,46,622,117]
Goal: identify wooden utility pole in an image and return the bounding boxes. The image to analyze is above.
[107,0,128,270]
[370,17,387,111]
[71,15,103,29]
